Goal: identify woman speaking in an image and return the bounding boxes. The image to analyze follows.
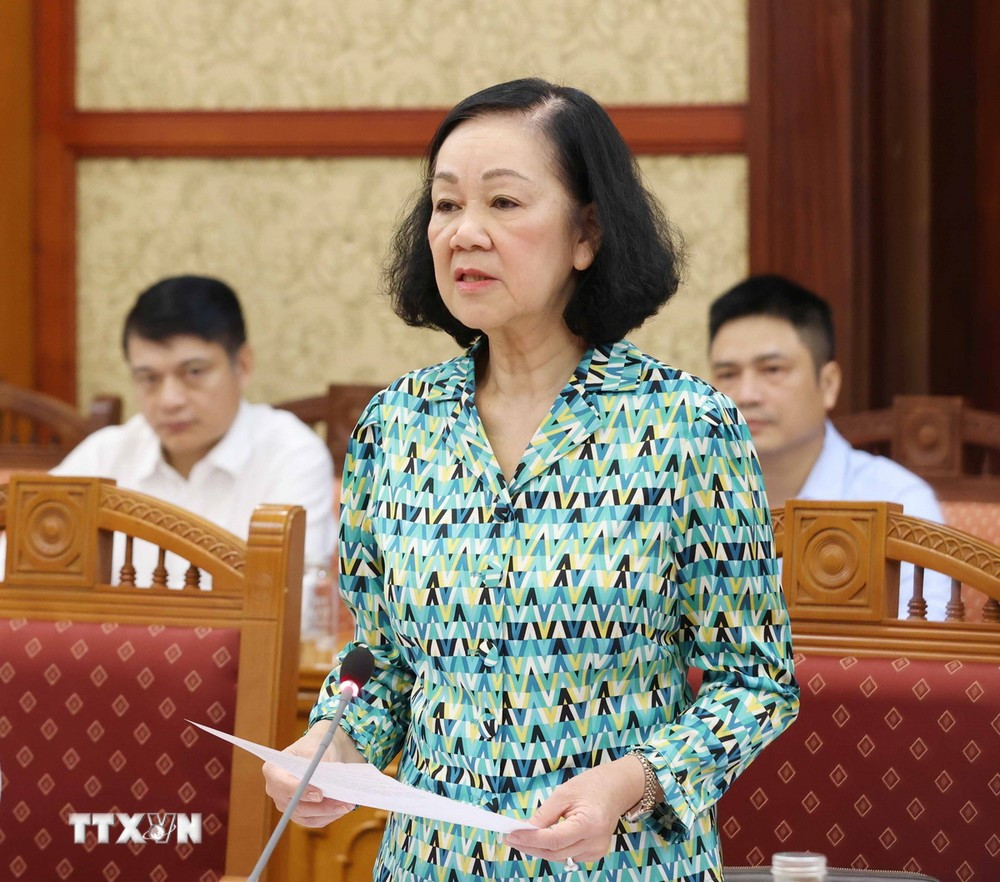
[264,77,799,881]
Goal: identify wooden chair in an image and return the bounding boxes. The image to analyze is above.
[0,474,304,881]
[718,500,1000,879]
[810,393,1000,621]
[0,380,122,471]
[833,394,1000,495]
[274,383,382,478]
[773,499,1000,624]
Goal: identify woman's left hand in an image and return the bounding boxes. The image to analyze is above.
[504,755,646,866]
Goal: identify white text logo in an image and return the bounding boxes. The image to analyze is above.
[68,812,202,844]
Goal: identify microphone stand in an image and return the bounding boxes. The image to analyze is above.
[245,681,360,882]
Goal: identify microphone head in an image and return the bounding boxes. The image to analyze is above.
[340,645,375,691]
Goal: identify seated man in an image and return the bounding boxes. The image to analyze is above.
[53,275,336,598]
[708,273,949,618]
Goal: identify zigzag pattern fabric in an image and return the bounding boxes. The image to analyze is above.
[311,339,799,881]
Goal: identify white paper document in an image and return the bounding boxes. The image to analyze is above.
[191,721,537,835]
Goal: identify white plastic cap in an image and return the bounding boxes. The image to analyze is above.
[772,852,827,871]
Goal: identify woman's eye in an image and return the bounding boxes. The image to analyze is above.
[433,199,458,213]
[492,196,518,209]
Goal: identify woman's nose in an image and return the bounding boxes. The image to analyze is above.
[449,210,491,251]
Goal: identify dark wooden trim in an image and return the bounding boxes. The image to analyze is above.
[747,0,875,412]
[34,0,77,404]
[0,1,35,387]
[58,104,745,158]
[975,0,1000,411]
[746,0,773,273]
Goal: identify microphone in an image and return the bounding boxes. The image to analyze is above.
[246,646,375,882]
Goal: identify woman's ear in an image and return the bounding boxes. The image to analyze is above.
[573,204,601,271]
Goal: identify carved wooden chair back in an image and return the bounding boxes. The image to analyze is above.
[0,381,122,471]
[833,394,1000,490]
[0,474,304,881]
[773,499,1000,626]
[275,383,382,479]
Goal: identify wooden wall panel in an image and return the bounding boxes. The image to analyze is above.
[748,0,875,412]
[33,0,746,404]
[0,1,34,387]
[975,0,1000,412]
[39,0,998,411]
[874,1,978,406]
[748,0,998,413]
[33,0,77,404]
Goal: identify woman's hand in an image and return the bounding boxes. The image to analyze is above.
[504,754,647,866]
[261,720,362,828]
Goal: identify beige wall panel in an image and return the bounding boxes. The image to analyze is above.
[77,0,746,110]
[633,154,747,380]
[77,155,745,413]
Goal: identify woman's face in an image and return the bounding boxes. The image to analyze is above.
[428,113,596,343]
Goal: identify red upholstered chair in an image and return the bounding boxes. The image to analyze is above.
[718,500,1000,879]
[0,474,304,882]
[0,381,121,472]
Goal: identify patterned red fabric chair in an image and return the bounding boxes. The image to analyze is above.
[0,474,304,881]
[720,651,998,878]
[719,500,1000,880]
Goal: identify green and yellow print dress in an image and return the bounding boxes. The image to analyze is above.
[310,339,799,881]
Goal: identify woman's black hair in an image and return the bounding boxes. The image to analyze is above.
[382,77,684,347]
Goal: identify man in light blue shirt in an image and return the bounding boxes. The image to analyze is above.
[708,274,948,618]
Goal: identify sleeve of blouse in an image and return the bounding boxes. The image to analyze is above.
[640,392,800,842]
[308,394,415,770]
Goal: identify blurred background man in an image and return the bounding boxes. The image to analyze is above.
[708,274,949,617]
[53,275,336,589]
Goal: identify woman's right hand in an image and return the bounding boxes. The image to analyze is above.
[262,720,358,827]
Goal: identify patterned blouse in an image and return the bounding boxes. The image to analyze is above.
[311,339,799,881]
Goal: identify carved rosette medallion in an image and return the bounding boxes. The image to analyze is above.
[897,397,961,474]
[783,501,891,620]
[7,476,109,587]
[796,515,868,603]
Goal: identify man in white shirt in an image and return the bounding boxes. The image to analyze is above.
[52,275,336,594]
[707,274,949,618]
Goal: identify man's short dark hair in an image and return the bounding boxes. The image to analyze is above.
[709,274,835,369]
[122,275,247,358]
[382,77,685,348]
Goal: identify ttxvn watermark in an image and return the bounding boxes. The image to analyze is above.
[68,812,202,844]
